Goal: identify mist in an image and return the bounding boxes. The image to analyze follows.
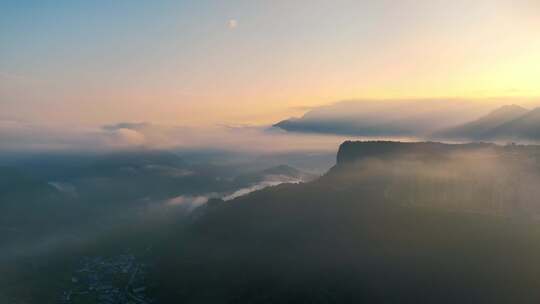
[329,142,540,217]
[223,175,305,201]
[0,120,353,154]
[5,98,540,156]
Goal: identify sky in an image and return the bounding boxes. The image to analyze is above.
[1,0,540,129]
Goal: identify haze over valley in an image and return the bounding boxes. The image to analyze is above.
[2,1,540,303]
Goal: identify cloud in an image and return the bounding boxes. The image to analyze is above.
[99,122,350,153]
[223,175,303,201]
[165,195,209,212]
[227,19,238,29]
[0,120,365,154]
[48,182,77,196]
[5,97,540,154]
[102,122,150,131]
[106,128,147,147]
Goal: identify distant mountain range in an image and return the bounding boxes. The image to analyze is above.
[273,99,495,137]
[433,105,540,141]
[274,100,540,142]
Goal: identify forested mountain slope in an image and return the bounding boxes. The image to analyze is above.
[154,141,540,304]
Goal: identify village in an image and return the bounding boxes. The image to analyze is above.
[60,252,154,304]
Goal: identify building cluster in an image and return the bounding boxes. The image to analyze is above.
[60,253,154,304]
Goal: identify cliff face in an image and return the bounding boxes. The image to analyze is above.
[335,141,497,164]
[330,141,540,216]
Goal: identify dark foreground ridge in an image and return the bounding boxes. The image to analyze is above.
[153,141,540,304]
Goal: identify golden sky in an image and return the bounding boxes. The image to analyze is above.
[1,0,539,127]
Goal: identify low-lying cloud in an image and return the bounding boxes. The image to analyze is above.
[223,175,303,201]
[0,120,357,154]
[5,98,540,154]
[334,146,540,216]
[165,195,210,212]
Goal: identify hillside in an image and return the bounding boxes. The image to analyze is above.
[0,150,317,260]
[154,141,540,304]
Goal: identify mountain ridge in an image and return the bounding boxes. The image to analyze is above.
[483,106,540,140]
[155,140,540,303]
[433,104,529,140]
[274,102,540,142]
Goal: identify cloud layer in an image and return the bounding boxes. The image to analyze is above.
[0,120,352,154]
